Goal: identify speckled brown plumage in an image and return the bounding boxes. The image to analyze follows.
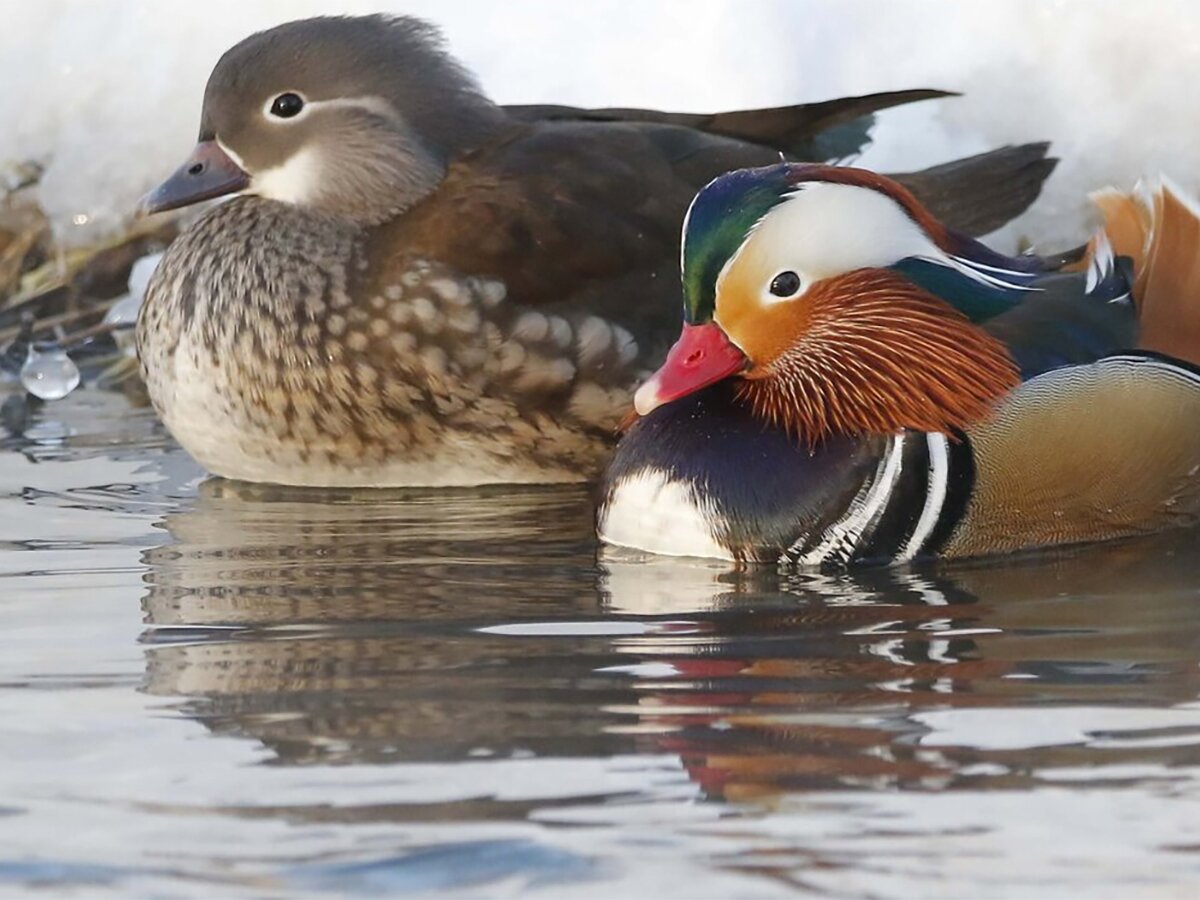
[138,196,643,484]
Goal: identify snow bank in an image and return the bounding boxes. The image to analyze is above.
[2,0,1197,251]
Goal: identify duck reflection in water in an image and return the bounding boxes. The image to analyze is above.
[140,480,1200,811]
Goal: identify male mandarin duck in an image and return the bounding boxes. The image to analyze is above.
[136,14,1056,487]
[598,164,1200,565]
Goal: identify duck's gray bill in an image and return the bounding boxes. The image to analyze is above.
[136,141,249,217]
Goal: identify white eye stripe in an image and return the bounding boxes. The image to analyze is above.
[260,94,398,124]
[216,137,247,170]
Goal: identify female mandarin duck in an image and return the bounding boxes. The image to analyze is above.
[598,164,1200,565]
[135,14,1055,487]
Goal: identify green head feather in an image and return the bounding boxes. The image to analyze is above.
[680,165,794,324]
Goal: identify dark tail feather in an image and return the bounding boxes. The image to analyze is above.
[504,88,954,160]
[892,143,1057,238]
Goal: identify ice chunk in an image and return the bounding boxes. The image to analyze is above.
[103,293,142,357]
[103,293,142,329]
[102,251,162,357]
[20,347,81,400]
[127,252,164,304]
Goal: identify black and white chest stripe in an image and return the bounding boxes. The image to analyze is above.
[784,431,974,568]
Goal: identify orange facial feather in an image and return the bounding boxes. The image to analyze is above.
[734,269,1020,445]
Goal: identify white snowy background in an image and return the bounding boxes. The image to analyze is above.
[2,0,1198,251]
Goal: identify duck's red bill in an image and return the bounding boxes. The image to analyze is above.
[633,322,748,416]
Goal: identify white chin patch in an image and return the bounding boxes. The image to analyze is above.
[599,469,733,561]
[250,147,319,205]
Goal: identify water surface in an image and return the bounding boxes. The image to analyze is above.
[3,385,1200,897]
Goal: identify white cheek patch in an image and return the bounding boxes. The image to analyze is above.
[717,180,1040,311]
[717,182,941,311]
[764,182,941,277]
[251,146,320,205]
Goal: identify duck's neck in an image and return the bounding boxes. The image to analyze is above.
[738,268,1021,444]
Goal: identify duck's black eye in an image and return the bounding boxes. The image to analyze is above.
[769,271,802,298]
[269,92,305,119]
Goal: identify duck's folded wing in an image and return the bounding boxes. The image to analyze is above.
[367,122,728,435]
[504,88,952,161]
[508,94,1056,238]
[948,353,1200,558]
[981,272,1136,378]
[373,121,737,368]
